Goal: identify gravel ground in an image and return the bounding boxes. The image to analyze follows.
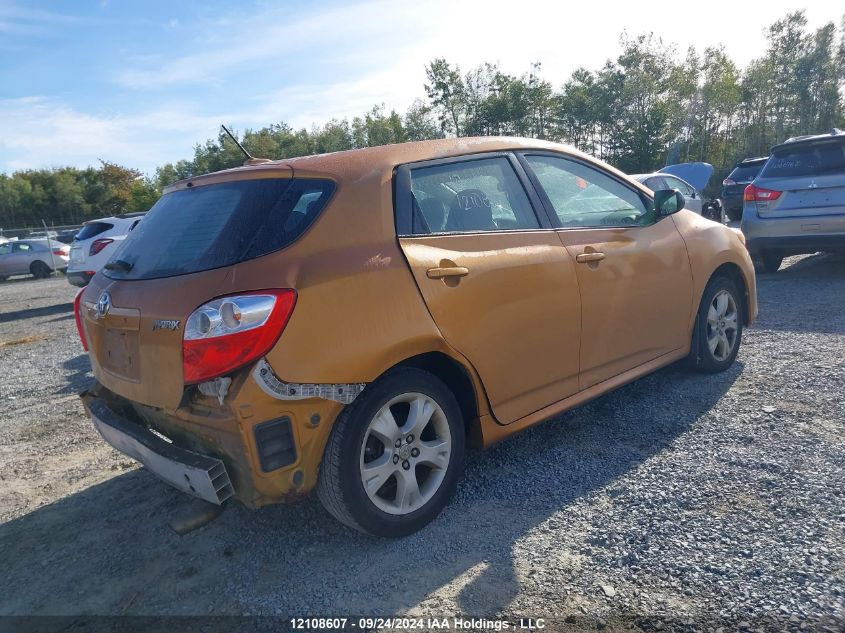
[0,257,843,632]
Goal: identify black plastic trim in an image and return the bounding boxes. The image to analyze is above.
[254,416,297,472]
[746,234,845,256]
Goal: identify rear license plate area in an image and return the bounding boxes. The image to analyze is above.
[101,328,141,380]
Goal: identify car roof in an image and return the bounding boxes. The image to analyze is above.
[85,213,145,224]
[771,129,844,152]
[631,172,692,184]
[162,137,650,196]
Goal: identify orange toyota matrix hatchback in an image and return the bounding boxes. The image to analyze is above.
[76,138,756,536]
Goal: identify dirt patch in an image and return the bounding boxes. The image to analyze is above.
[0,334,48,347]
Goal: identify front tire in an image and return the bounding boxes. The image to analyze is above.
[687,276,743,373]
[317,368,465,537]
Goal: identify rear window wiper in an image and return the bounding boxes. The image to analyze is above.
[104,259,133,272]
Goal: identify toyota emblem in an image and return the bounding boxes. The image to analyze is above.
[95,292,112,319]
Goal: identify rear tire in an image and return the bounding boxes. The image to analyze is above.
[317,367,465,537]
[726,207,743,222]
[30,260,51,278]
[686,276,743,373]
[754,252,783,274]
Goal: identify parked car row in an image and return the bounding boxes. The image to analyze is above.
[23,229,78,243]
[0,213,146,283]
[634,130,844,274]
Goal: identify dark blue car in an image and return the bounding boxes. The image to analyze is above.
[721,157,768,221]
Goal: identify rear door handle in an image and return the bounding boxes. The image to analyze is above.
[426,266,470,279]
[575,252,606,264]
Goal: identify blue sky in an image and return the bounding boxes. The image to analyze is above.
[0,0,837,175]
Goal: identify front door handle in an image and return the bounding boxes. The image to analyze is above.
[575,252,606,264]
[426,266,469,279]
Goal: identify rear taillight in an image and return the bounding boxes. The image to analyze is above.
[89,238,114,256]
[722,178,736,186]
[73,288,88,351]
[182,289,296,384]
[743,183,782,202]
[53,248,68,256]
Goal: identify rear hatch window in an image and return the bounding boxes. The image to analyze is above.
[728,164,765,183]
[760,141,845,179]
[75,222,114,241]
[103,178,335,281]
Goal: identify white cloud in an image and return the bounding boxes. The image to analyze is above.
[114,1,394,89]
[0,2,86,35]
[114,0,833,93]
[0,97,224,174]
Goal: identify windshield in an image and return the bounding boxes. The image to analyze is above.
[103,177,335,281]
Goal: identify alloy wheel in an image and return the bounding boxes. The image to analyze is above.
[706,289,738,361]
[359,392,452,515]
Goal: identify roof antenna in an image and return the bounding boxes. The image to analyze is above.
[220,124,271,165]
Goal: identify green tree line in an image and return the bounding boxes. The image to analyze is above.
[2,10,843,230]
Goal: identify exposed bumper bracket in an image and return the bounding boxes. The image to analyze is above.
[82,394,234,505]
[252,358,366,405]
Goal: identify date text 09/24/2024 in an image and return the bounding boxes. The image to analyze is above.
[289,617,547,630]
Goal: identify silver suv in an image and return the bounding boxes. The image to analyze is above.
[741,130,845,273]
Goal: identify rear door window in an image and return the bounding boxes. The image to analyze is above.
[408,157,540,234]
[663,175,695,196]
[103,178,335,281]
[761,142,845,178]
[75,222,114,241]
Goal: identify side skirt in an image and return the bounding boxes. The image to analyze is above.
[475,347,688,448]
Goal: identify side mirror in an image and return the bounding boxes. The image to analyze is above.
[654,189,686,216]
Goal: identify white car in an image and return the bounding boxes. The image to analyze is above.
[631,162,723,218]
[67,213,145,287]
[633,172,703,214]
[0,239,69,280]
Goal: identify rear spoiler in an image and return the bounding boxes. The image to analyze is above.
[771,130,845,152]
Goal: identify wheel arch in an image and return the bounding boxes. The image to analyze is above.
[382,351,488,449]
[709,261,752,325]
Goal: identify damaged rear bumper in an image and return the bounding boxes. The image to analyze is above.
[81,392,235,505]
